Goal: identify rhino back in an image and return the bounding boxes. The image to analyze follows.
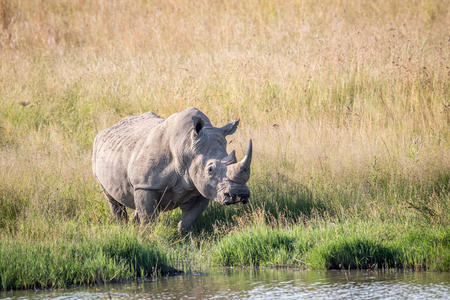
[92,111,166,207]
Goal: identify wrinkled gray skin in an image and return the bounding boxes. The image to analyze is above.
[92,107,252,233]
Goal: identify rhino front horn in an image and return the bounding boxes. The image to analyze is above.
[241,139,252,168]
[227,139,252,184]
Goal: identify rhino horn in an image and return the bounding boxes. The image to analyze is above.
[241,139,252,168]
[221,150,237,165]
[227,139,252,184]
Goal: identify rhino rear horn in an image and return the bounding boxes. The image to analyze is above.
[221,150,237,165]
[227,139,252,184]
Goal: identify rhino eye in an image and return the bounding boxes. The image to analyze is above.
[207,165,214,175]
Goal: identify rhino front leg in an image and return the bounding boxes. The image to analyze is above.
[178,196,210,234]
[133,189,160,223]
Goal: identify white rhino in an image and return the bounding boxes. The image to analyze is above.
[92,107,252,232]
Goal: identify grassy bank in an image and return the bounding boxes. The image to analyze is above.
[1,0,449,291]
[211,217,450,271]
[0,225,172,290]
[2,216,449,291]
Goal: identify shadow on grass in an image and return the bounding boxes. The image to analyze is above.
[306,238,400,270]
[192,172,328,237]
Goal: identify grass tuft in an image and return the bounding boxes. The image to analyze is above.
[212,221,450,271]
[0,225,170,290]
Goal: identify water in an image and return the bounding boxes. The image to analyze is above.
[2,269,450,299]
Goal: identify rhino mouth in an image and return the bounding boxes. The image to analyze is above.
[222,193,249,205]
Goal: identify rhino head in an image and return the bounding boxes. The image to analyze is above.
[184,112,252,206]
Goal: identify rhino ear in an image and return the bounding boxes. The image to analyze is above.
[219,119,239,136]
[193,117,204,136]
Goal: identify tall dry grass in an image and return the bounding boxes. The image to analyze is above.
[0,0,449,234]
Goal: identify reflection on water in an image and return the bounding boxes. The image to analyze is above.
[2,269,450,299]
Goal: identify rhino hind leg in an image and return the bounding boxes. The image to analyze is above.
[106,194,128,222]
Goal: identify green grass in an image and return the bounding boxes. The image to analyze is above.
[0,225,172,290]
[1,0,449,291]
[211,220,450,271]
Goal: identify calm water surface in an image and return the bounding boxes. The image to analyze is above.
[2,269,449,299]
